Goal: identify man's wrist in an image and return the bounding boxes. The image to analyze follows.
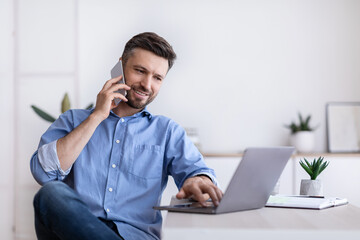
[89,111,107,124]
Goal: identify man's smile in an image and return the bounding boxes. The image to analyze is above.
[131,87,152,100]
[134,89,149,97]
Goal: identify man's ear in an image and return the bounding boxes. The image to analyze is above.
[119,57,122,61]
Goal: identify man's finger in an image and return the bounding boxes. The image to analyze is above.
[190,186,209,207]
[102,75,124,91]
[176,188,186,199]
[216,187,224,200]
[196,176,223,206]
[201,193,210,201]
[111,93,128,104]
[106,82,131,94]
[200,184,220,206]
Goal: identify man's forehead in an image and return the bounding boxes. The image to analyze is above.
[127,48,169,75]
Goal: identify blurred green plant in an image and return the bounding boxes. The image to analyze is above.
[285,113,315,134]
[31,93,93,123]
[299,156,329,180]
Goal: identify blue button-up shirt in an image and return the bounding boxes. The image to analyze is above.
[30,108,217,240]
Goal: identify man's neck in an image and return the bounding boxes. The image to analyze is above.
[112,101,144,118]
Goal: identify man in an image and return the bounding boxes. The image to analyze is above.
[30,32,222,240]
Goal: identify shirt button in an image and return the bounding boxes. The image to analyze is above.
[106,208,110,212]
[109,187,113,192]
[112,164,116,168]
[120,118,125,123]
[116,140,120,144]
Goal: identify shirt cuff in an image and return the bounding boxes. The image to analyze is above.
[38,140,72,176]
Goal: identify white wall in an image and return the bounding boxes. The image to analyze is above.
[1,0,360,239]
[78,0,360,153]
[5,0,78,239]
[0,1,15,239]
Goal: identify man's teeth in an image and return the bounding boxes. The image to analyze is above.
[135,90,147,96]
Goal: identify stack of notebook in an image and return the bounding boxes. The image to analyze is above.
[266,195,348,210]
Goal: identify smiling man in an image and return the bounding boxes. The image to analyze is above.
[30,32,222,240]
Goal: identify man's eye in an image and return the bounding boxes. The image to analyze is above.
[153,75,162,81]
[136,69,144,73]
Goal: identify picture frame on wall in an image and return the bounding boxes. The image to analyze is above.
[326,102,360,153]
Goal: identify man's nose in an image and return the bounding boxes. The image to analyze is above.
[140,75,152,90]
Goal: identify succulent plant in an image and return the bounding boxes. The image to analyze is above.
[285,113,314,134]
[299,156,329,180]
[31,93,93,123]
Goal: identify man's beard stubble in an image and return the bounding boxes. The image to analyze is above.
[125,85,157,109]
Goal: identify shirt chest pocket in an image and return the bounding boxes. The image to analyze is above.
[128,145,163,179]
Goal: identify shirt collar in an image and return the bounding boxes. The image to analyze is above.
[140,108,153,119]
[89,106,152,119]
[97,107,152,119]
[129,107,152,119]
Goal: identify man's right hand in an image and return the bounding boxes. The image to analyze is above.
[92,76,131,121]
[57,76,130,171]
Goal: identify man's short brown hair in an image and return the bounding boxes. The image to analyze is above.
[122,32,177,71]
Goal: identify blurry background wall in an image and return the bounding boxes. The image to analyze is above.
[1,0,360,239]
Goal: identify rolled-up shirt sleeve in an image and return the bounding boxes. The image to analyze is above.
[38,140,72,175]
[30,110,75,185]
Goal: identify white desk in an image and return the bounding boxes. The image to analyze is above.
[162,204,360,240]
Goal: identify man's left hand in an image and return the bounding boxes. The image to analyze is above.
[176,176,223,207]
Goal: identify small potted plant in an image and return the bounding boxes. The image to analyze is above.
[285,113,316,152]
[299,156,329,196]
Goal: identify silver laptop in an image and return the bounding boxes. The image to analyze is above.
[154,147,295,214]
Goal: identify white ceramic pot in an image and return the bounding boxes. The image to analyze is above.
[290,131,315,153]
[300,179,323,196]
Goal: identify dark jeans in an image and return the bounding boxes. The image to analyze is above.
[33,181,124,240]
